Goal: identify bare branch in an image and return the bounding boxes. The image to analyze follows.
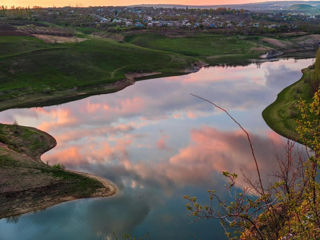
[191,93,265,195]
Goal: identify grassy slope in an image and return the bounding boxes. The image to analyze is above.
[0,36,194,90]
[125,33,264,65]
[0,123,106,219]
[262,63,318,141]
[0,35,196,110]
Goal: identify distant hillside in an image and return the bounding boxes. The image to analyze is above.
[131,1,320,13]
[289,3,319,12]
[290,4,313,10]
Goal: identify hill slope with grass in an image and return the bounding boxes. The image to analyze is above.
[0,35,197,110]
[124,33,264,65]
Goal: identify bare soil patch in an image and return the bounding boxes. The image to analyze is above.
[262,38,292,49]
[125,72,161,81]
[295,34,320,46]
[33,34,87,44]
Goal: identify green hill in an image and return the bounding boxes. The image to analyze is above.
[289,4,314,11]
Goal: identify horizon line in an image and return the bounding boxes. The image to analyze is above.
[1,0,311,9]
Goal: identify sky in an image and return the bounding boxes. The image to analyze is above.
[1,0,306,8]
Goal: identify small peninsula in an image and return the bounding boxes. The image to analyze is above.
[0,123,116,219]
[263,50,320,142]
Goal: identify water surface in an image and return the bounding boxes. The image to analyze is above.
[0,58,314,240]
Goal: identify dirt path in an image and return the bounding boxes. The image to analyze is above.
[125,72,161,82]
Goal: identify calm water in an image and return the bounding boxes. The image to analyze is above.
[0,58,315,240]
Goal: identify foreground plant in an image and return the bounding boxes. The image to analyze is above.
[185,89,320,240]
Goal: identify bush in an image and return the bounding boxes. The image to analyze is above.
[52,163,65,170]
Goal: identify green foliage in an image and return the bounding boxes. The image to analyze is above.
[311,50,320,93]
[297,89,320,154]
[52,163,65,170]
[106,232,149,240]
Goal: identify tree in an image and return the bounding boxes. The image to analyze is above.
[311,51,320,94]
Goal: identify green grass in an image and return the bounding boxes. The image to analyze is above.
[0,153,20,167]
[0,36,55,57]
[0,123,56,158]
[0,36,195,103]
[262,67,316,141]
[125,33,263,65]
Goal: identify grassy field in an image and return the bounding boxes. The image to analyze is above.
[0,123,111,219]
[125,33,264,65]
[0,35,195,91]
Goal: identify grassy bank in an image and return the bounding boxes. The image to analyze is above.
[262,51,319,141]
[0,123,115,219]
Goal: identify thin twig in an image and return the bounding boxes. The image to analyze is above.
[191,93,265,195]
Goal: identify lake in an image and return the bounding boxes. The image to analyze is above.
[0,58,314,240]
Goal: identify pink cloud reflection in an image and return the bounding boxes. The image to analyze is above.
[44,136,133,167]
[44,124,291,191]
[33,107,77,132]
[164,126,288,188]
[157,135,170,151]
